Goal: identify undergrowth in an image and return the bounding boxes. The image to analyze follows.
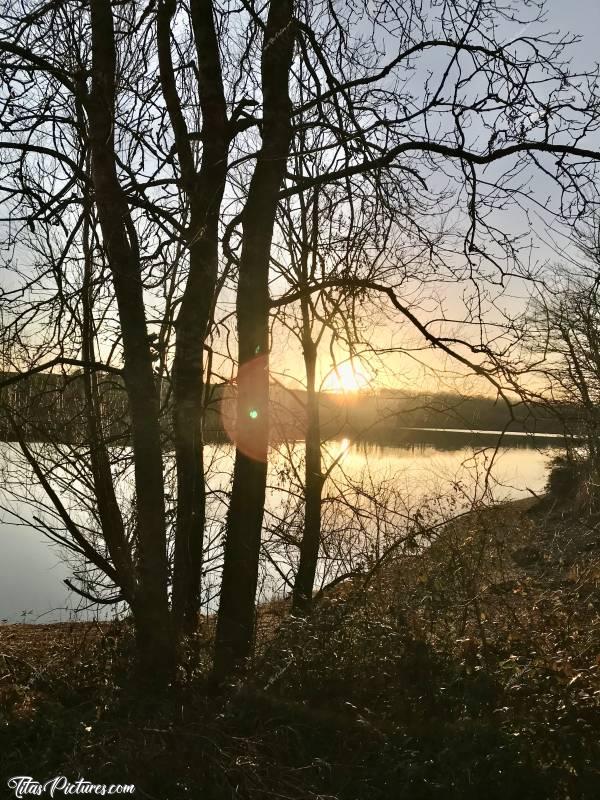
[2,503,600,799]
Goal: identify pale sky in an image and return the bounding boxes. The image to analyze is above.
[545,0,600,57]
[301,0,600,397]
[2,0,600,398]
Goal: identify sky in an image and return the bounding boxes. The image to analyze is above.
[2,0,600,399]
[545,0,600,55]
[290,0,600,398]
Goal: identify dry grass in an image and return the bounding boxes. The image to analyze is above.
[1,501,600,799]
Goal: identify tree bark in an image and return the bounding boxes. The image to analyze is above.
[88,0,173,683]
[290,190,324,615]
[158,0,229,637]
[214,0,295,676]
[81,194,137,606]
[292,333,324,614]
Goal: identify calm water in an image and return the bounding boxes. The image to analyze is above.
[0,436,558,622]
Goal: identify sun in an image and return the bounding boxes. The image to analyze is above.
[322,359,371,392]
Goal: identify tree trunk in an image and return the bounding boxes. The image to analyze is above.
[157,0,229,636]
[81,195,137,605]
[170,228,218,634]
[292,336,324,614]
[88,0,173,683]
[214,0,295,676]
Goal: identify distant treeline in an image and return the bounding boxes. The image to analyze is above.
[320,389,569,440]
[0,370,572,446]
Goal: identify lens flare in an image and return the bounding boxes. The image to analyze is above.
[220,356,269,462]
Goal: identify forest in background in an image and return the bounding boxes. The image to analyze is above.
[0,370,570,444]
[2,0,600,795]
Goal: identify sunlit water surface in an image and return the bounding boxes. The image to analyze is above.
[0,437,558,622]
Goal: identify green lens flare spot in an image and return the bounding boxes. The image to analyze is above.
[249,409,259,419]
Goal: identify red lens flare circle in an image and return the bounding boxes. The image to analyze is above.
[220,355,269,463]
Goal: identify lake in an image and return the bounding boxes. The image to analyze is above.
[0,434,560,623]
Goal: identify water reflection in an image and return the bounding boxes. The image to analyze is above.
[0,436,558,622]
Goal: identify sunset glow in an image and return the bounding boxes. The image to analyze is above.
[322,360,371,392]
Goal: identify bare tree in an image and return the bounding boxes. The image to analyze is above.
[523,227,600,488]
[3,0,600,686]
[214,0,296,675]
[271,157,399,614]
[156,0,229,636]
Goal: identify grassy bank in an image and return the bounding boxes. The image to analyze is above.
[1,500,599,799]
